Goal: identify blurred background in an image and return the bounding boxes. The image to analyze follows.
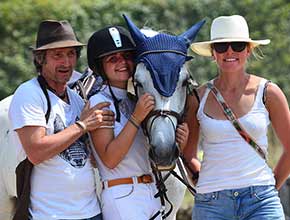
[0,0,289,219]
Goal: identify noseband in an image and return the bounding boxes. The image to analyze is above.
[142,109,184,140]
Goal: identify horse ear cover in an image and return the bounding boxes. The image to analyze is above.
[123,14,206,97]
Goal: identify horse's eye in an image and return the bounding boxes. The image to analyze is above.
[133,80,143,88]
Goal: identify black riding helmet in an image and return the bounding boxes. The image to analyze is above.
[87,26,136,123]
[87,25,136,79]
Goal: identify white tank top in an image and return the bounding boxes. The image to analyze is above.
[196,79,275,193]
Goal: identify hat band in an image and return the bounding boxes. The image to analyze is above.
[37,34,77,48]
[211,37,251,42]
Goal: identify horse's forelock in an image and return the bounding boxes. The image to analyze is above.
[140,28,158,37]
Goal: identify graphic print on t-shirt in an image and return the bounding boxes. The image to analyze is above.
[53,114,89,168]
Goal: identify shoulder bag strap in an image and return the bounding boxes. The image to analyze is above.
[14,76,51,220]
[206,82,267,160]
[37,75,51,123]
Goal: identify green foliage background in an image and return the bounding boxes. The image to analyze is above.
[1,0,290,102]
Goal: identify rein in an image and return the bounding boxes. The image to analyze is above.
[132,66,197,219]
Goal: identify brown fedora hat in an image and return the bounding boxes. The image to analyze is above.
[32,20,85,51]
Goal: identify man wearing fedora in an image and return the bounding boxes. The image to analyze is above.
[183,15,290,219]
[8,20,114,220]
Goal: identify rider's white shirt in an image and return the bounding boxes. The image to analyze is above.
[89,86,162,220]
[89,85,152,181]
[9,77,100,219]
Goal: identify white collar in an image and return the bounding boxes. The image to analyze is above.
[102,85,128,100]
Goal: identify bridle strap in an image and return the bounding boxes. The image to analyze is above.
[145,109,183,124]
[141,109,184,141]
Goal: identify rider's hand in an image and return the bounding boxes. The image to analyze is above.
[132,93,155,123]
[176,122,189,151]
[80,102,115,131]
[182,157,200,186]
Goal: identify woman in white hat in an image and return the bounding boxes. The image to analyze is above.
[183,15,290,219]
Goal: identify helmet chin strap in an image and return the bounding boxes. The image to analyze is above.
[108,83,121,122]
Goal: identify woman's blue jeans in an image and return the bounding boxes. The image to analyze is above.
[192,185,285,220]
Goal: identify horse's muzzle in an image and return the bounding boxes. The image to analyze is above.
[149,143,179,171]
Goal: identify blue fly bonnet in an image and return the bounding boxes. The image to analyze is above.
[124,15,205,97]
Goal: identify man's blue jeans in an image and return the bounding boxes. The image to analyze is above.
[192,185,285,220]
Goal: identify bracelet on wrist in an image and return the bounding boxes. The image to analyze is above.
[128,117,139,129]
[75,120,87,133]
[131,114,141,125]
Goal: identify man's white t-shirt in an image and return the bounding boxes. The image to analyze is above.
[9,77,100,219]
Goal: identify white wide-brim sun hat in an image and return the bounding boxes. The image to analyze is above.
[190,15,270,57]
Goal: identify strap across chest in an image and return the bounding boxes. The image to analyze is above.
[206,82,267,160]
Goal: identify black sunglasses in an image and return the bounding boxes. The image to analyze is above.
[212,42,248,53]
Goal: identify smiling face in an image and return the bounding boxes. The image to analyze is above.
[41,47,77,87]
[212,42,251,74]
[102,51,135,89]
